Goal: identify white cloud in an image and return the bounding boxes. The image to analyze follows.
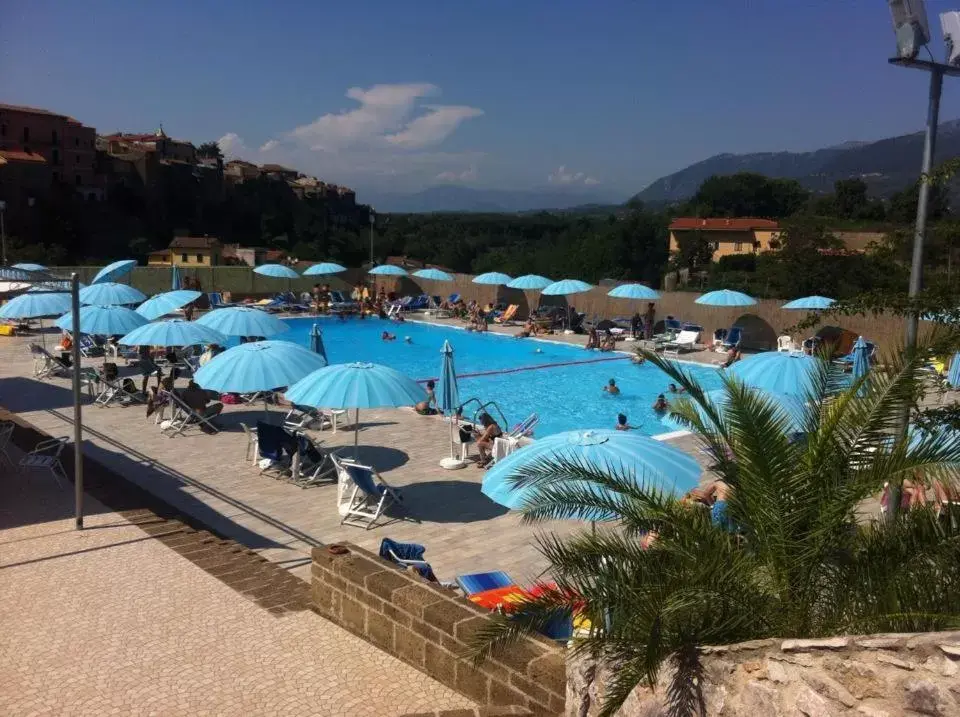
[548,165,599,186]
[217,83,484,193]
[435,166,477,182]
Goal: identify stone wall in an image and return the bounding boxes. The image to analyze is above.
[568,632,960,717]
[311,543,567,716]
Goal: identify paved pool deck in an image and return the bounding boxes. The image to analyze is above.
[0,316,716,585]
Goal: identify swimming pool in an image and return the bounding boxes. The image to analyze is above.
[274,316,722,437]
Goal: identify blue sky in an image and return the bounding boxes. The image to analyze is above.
[4,0,960,200]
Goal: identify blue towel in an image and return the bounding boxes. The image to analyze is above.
[379,538,437,582]
[456,570,514,596]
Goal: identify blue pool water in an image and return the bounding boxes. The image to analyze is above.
[274,317,722,437]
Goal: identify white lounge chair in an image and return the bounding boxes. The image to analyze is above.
[158,390,220,437]
[19,437,69,488]
[331,454,402,529]
[777,335,797,353]
[94,373,144,407]
[664,330,700,357]
[29,344,71,380]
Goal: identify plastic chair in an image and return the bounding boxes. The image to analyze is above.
[19,437,69,488]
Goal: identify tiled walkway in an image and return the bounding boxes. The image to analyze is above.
[0,465,472,716]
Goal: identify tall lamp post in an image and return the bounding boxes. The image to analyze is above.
[0,200,7,266]
[369,209,375,267]
[70,273,84,529]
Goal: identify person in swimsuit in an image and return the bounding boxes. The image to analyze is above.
[474,412,502,468]
[652,394,669,412]
[616,413,634,431]
[415,380,438,415]
[603,378,620,395]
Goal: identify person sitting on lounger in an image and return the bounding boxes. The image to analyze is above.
[415,379,438,415]
[652,394,669,412]
[603,378,620,395]
[585,327,599,350]
[721,347,742,369]
[474,412,502,468]
[616,413,634,431]
[59,331,73,351]
[178,380,223,432]
[381,331,396,341]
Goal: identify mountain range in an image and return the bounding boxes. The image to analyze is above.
[632,119,960,204]
[365,185,618,214]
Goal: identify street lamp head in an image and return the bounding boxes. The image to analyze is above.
[941,11,960,65]
[890,0,931,59]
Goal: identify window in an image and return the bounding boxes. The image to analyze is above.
[52,130,58,144]
[75,174,82,186]
[22,126,29,142]
[75,155,80,164]
[52,148,59,165]
[734,242,743,252]
[196,254,203,263]
[52,171,59,182]
[75,137,79,147]
[180,254,188,263]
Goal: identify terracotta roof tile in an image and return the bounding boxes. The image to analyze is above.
[168,236,221,250]
[669,217,780,231]
[0,148,47,163]
[0,103,67,118]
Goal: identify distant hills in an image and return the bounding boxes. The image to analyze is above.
[366,185,619,214]
[633,119,960,204]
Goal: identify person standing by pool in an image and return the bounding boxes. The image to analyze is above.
[631,311,642,339]
[616,413,635,431]
[644,302,656,339]
[603,378,620,395]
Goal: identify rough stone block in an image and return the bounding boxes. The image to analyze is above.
[508,673,551,708]
[366,569,412,600]
[394,584,447,619]
[781,637,850,652]
[411,618,443,644]
[355,588,385,613]
[801,671,857,708]
[455,660,491,704]
[384,602,414,628]
[340,594,366,633]
[903,679,953,716]
[488,679,528,708]
[526,652,565,698]
[455,616,490,644]
[740,680,780,715]
[337,554,388,586]
[876,653,915,671]
[424,641,457,687]
[491,639,546,674]
[794,685,837,717]
[430,599,482,636]
[311,580,333,612]
[395,624,427,667]
[366,608,395,651]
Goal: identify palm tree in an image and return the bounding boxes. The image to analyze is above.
[469,346,960,716]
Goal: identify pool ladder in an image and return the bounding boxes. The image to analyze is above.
[458,398,509,432]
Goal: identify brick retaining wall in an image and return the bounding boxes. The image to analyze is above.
[311,543,566,716]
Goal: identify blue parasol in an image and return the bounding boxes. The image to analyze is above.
[782,295,835,310]
[119,319,226,347]
[0,291,72,319]
[695,290,756,307]
[303,262,348,276]
[171,265,182,291]
[851,336,871,394]
[607,283,661,300]
[727,351,819,398]
[413,268,454,282]
[11,263,47,272]
[92,259,137,284]
[135,289,202,320]
[79,282,146,306]
[55,305,148,335]
[507,274,553,290]
[472,272,513,286]
[541,279,592,296]
[948,353,960,389]
[254,264,300,279]
[195,306,289,337]
[481,429,702,518]
[438,340,463,469]
[309,323,328,363]
[194,340,327,395]
[369,264,408,276]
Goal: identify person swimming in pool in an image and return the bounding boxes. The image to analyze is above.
[404,336,412,343]
[381,331,396,341]
[603,378,620,395]
[616,413,634,431]
[667,383,686,394]
[652,394,669,412]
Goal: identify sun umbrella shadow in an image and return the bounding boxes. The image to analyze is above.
[396,480,509,523]
[347,445,410,471]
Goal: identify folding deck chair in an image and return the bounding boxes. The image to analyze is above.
[288,431,336,487]
[664,330,700,357]
[29,343,71,380]
[19,437,69,488]
[331,453,402,529]
[158,390,221,436]
[94,373,144,407]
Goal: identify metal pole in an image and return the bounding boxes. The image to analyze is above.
[70,273,84,529]
[0,205,6,266]
[904,67,944,353]
[369,211,375,267]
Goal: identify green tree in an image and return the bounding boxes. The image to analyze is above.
[197,141,223,160]
[671,229,714,271]
[687,173,809,219]
[888,181,948,224]
[470,348,960,716]
[833,178,869,218]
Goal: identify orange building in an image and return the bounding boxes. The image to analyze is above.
[668,217,781,259]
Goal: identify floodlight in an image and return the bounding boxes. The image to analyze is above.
[942,11,960,65]
[889,0,931,58]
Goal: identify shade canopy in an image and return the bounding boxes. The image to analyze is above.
[727,351,819,398]
[472,272,513,286]
[663,388,808,434]
[481,429,702,516]
[309,323,328,363]
[119,319,226,347]
[11,263,47,272]
[607,283,661,300]
[695,289,756,307]
[195,306,289,337]
[92,259,137,284]
[369,264,408,276]
[437,340,460,414]
[0,291,72,319]
[303,262,348,276]
[506,274,553,290]
[254,263,300,279]
[171,265,182,291]
[29,281,84,292]
[413,268,454,282]
[194,340,327,394]
[542,279,592,296]
[949,353,960,390]
[79,282,147,306]
[286,362,424,410]
[782,295,836,310]
[135,289,202,320]
[55,305,148,335]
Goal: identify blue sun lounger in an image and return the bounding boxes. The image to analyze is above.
[455,570,514,596]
